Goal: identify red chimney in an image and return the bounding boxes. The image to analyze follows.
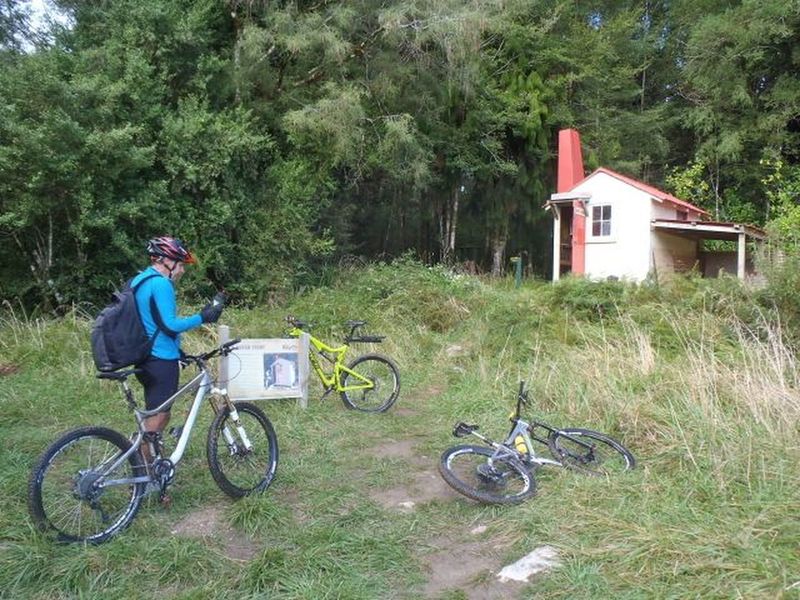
[557,129,586,275]
[557,129,585,192]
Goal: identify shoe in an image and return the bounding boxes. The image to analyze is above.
[142,482,172,507]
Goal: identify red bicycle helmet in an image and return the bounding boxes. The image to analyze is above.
[146,236,196,264]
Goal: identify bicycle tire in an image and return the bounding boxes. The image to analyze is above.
[28,426,144,544]
[438,444,536,505]
[339,353,400,413]
[207,402,279,498]
[547,428,635,476]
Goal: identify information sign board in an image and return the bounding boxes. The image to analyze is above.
[220,328,309,406]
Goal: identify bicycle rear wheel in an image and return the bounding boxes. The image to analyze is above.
[547,428,635,475]
[207,402,279,498]
[28,426,144,543]
[339,353,400,413]
[438,444,536,505]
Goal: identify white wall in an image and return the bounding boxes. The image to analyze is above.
[652,202,682,220]
[571,173,653,281]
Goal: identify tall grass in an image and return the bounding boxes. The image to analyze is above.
[1,262,799,598]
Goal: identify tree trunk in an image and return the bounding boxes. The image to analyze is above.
[708,159,721,220]
[17,213,56,309]
[489,229,507,277]
[437,183,460,264]
[229,1,242,104]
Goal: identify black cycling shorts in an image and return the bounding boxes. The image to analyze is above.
[135,357,179,411]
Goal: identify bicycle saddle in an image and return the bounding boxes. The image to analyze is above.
[347,335,385,343]
[96,369,142,381]
[290,318,311,329]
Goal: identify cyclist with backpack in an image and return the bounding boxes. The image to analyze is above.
[130,237,224,461]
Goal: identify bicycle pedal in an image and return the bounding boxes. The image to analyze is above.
[321,387,334,399]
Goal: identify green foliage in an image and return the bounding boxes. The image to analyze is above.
[666,160,711,211]
[669,0,799,223]
[543,276,628,320]
[763,158,800,244]
[757,253,800,343]
[0,0,340,308]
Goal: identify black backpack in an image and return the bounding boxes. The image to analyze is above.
[91,273,169,372]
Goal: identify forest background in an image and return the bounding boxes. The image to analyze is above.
[1,0,799,310]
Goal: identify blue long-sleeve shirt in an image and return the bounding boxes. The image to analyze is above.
[131,266,203,359]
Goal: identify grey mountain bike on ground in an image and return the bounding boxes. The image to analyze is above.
[28,340,279,543]
[439,382,636,505]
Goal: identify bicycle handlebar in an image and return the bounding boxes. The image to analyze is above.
[183,339,241,364]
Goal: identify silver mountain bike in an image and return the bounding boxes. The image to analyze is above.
[439,382,635,505]
[28,339,279,543]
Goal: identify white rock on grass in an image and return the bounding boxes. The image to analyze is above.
[470,525,487,535]
[445,344,465,357]
[496,546,561,583]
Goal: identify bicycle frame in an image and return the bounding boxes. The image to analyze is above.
[465,418,563,469]
[456,382,599,470]
[288,326,375,394]
[97,365,247,490]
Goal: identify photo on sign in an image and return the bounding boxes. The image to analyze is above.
[263,352,299,391]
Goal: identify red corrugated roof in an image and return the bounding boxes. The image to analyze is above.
[569,167,711,217]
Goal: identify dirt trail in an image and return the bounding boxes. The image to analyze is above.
[170,506,261,561]
[169,385,551,598]
[362,432,533,599]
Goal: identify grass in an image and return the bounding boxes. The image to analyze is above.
[1,260,799,598]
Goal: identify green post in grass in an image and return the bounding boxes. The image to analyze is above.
[510,256,522,288]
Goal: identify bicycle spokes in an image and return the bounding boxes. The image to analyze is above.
[438,445,536,504]
[29,428,143,543]
[207,403,278,498]
[548,428,635,475]
[339,355,400,412]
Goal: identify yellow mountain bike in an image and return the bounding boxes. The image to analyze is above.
[286,316,400,412]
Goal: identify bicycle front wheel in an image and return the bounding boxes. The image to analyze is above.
[339,353,400,412]
[207,402,279,498]
[547,428,635,476]
[27,426,144,544]
[438,444,536,505]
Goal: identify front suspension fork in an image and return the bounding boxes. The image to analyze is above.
[212,388,253,452]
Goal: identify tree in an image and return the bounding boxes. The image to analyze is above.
[671,0,800,224]
[0,0,30,52]
[0,0,335,307]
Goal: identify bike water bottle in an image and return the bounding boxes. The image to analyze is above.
[514,435,527,454]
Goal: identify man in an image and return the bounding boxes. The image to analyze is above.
[132,237,223,464]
